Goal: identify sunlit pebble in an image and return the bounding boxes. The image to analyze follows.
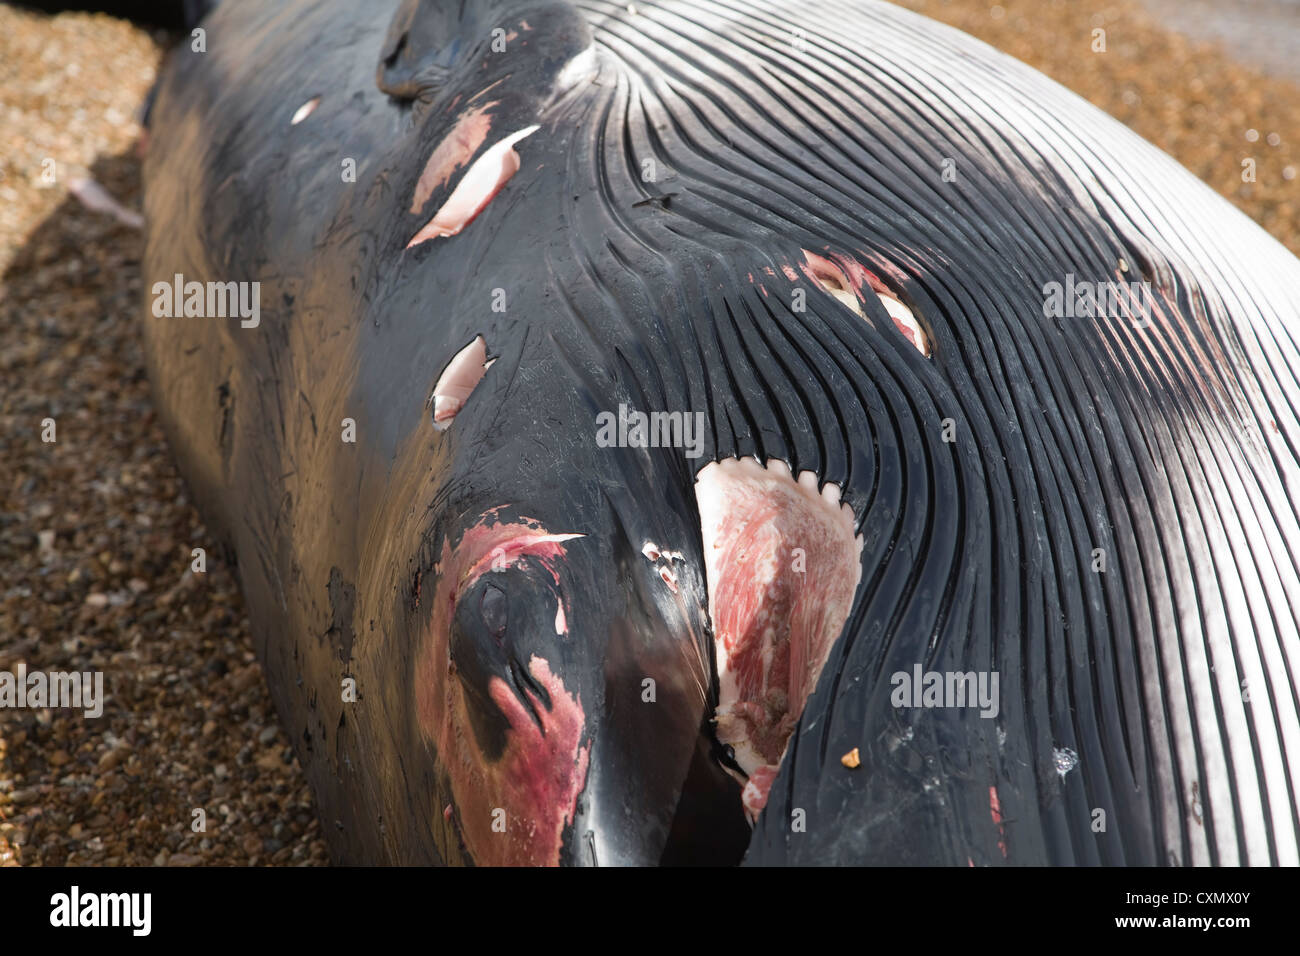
[1245,129,1259,143]
[1122,89,1140,107]
[1267,132,1281,147]
[990,5,1005,18]
[1284,166,1296,182]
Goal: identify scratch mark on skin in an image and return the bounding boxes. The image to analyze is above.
[989,786,1007,858]
[467,78,509,104]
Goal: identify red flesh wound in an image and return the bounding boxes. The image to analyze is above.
[695,458,862,820]
[415,516,588,865]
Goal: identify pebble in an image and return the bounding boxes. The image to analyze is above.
[97,746,128,771]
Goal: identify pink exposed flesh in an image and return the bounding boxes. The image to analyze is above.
[799,249,931,358]
[415,516,588,865]
[409,103,497,213]
[482,656,590,865]
[432,336,488,430]
[407,125,539,246]
[695,458,862,821]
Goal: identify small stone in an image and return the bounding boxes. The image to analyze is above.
[255,750,282,771]
[841,747,861,769]
[229,664,261,693]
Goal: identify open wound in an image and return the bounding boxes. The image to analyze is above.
[799,249,931,358]
[430,336,495,430]
[695,457,863,822]
[407,125,540,246]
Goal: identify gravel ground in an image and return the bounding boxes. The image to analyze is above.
[896,0,1299,253]
[0,5,329,867]
[0,0,1296,868]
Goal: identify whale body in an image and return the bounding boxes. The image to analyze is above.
[141,0,1300,865]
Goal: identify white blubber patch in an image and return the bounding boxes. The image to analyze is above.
[809,266,863,317]
[695,457,863,822]
[642,541,685,591]
[290,96,320,125]
[431,336,489,430]
[879,292,930,358]
[407,125,540,246]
